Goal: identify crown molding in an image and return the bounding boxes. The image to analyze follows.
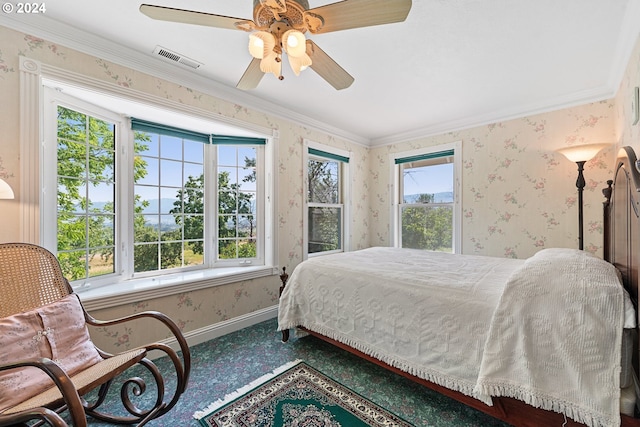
[0,13,370,146]
[369,86,616,147]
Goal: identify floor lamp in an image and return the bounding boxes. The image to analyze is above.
[557,143,610,250]
[0,178,14,199]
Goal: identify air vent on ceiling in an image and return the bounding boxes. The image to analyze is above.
[152,46,202,70]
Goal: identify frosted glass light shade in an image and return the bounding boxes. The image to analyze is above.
[248,31,275,59]
[260,53,281,78]
[557,143,610,163]
[282,30,306,58]
[0,178,14,199]
[288,53,312,76]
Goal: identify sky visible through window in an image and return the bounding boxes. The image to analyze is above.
[403,163,453,198]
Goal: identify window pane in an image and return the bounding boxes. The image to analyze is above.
[218,239,237,259]
[160,187,181,214]
[134,243,159,273]
[308,159,339,204]
[133,130,206,273]
[238,215,257,238]
[184,162,203,183]
[136,156,159,186]
[219,215,236,238]
[185,241,204,266]
[88,248,115,277]
[88,181,114,210]
[89,117,115,149]
[184,215,204,240]
[216,145,259,261]
[403,163,453,203]
[136,214,160,243]
[239,239,256,259]
[57,250,87,282]
[401,205,453,251]
[57,107,87,142]
[218,145,237,166]
[160,159,182,187]
[184,140,204,163]
[239,168,256,192]
[135,132,158,157]
[308,207,341,254]
[160,135,183,160]
[89,147,115,182]
[88,214,114,247]
[56,106,116,282]
[57,140,86,179]
[160,241,182,269]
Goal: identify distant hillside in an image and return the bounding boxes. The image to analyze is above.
[405,192,453,203]
[87,198,177,214]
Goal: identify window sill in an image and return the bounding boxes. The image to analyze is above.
[77,265,278,312]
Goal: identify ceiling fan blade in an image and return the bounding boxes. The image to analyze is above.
[236,58,265,90]
[140,4,251,30]
[306,0,411,34]
[306,40,354,90]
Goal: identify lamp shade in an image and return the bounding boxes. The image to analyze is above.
[557,143,610,163]
[248,31,276,59]
[0,178,14,199]
[260,52,281,78]
[282,30,306,58]
[288,53,312,76]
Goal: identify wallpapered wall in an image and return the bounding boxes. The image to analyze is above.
[369,102,616,258]
[0,24,638,351]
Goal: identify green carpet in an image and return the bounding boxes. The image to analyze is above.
[194,360,414,427]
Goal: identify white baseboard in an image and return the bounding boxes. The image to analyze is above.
[152,305,279,358]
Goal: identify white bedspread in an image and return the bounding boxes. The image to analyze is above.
[278,247,524,400]
[278,247,629,427]
[475,248,625,427]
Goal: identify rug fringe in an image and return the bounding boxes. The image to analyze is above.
[193,359,303,420]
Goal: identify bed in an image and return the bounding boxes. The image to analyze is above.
[278,146,640,427]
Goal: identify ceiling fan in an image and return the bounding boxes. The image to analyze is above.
[140,0,412,90]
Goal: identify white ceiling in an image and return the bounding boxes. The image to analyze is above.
[1,0,639,146]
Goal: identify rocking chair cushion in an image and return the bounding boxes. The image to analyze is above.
[0,294,102,413]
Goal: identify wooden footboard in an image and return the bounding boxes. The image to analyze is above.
[299,327,640,427]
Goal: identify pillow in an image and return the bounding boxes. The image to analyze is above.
[0,294,103,413]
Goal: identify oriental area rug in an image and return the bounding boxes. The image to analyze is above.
[193,360,414,427]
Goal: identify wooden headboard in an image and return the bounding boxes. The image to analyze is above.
[604,146,640,309]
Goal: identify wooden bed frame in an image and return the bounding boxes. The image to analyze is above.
[279,146,640,427]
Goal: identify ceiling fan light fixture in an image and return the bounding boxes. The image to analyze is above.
[248,31,276,59]
[288,53,312,76]
[282,29,306,57]
[260,52,282,78]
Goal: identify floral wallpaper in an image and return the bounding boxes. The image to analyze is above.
[369,101,617,259]
[0,23,639,351]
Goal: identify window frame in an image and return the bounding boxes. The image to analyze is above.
[42,90,128,284]
[303,140,351,260]
[390,141,462,253]
[29,69,279,309]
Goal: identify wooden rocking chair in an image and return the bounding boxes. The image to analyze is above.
[0,242,191,426]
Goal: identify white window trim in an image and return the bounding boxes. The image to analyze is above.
[19,56,280,310]
[389,141,462,253]
[302,139,352,260]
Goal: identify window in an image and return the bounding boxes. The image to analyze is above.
[54,106,117,281]
[392,143,461,253]
[304,142,351,257]
[43,88,272,290]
